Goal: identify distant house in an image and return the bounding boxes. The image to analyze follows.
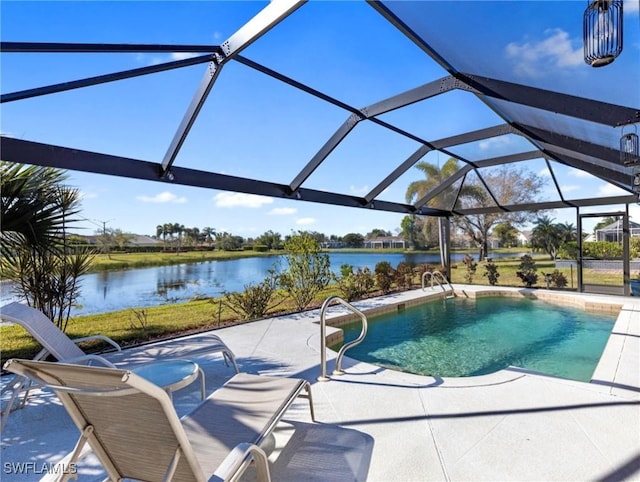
[363,236,406,249]
[70,233,162,248]
[517,230,532,246]
[595,220,640,242]
[320,240,345,249]
[127,234,163,247]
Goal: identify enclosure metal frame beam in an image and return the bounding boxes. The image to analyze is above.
[288,75,469,193]
[414,166,472,211]
[455,196,636,216]
[545,158,576,207]
[0,41,222,53]
[413,150,543,210]
[235,59,481,193]
[522,125,627,168]
[367,1,459,74]
[543,149,631,190]
[460,74,640,127]
[160,0,306,176]
[430,124,517,150]
[577,210,630,296]
[1,136,453,216]
[362,75,478,118]
[368,1,639,128]
[1,55,215,103]
[365,124,518,204]
[365,145,433,203]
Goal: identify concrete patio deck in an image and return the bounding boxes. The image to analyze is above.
[1,286,639,481]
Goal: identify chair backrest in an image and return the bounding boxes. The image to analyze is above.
[4,359,205,482]
[0,302,85,361]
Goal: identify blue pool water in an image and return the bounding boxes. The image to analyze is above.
[333,297,617,382]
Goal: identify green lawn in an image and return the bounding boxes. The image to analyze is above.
[88,249,277,271]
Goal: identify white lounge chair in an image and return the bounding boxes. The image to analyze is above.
[4,359,315,482]
[0,301,238,430]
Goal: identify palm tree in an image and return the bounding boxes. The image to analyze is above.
[405,157,461,208]
[1,162,69,258]
[405,157,464,264]
[556,222,577,243]
[531,216,562,260]
[0,162,94,331]
[156,224,168,250]
[202,227,216,248]
[173,223,185,252]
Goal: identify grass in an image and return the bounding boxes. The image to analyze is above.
[88,249,278,272]
[1,250,625,365]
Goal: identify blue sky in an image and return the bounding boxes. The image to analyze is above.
[1,1,639,238]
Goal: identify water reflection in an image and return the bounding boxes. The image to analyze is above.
[0,252,523,316]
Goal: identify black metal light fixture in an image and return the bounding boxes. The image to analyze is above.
[583,0,623,67]
[621,125,639,165]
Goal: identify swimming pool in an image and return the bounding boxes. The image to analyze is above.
[332,296,617,382]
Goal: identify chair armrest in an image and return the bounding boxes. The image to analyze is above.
[210,443,271,482]
[61,354,117,368]
[71,335,121,352]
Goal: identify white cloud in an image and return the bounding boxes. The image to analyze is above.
[625,0,639,13]
[171,52,199,61]
[505,28,582,78]
[478,136,513,151]
[349,185,369,195]
[568,167,591,178]
[134,53,165,66]
[214,192,274,208]
[268,207,297,215]
[559,184,580,192]
[539,167,551,177]
[296,217,316,226]
[598,183,628,196]
[136,191,187,204]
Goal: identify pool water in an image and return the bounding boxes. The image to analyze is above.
[332,297,617,382]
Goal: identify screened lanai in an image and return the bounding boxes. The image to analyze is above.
[1,0,639,292]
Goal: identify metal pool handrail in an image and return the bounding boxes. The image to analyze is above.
[422,271,455,297]
[317,295,368,382]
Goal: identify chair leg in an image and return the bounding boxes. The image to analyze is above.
[197,367,206,400]
[224,351,240,374]
[1,375,29,432]
[299,382,315,422]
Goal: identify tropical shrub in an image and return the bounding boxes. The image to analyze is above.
[545,270,568,289]
[516,254,538,287]
[631,237,640,258]
[223,269,281,320]
[374,261,395,294]
[557,241,578,260]
[335,265,375,301]
[394,262,414,290]
[483,260,500,286]
[462,254,477,283]
[279,232,331,311]
[582,241,622,259]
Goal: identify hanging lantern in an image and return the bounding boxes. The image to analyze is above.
[621,125,639,165]
[583,0,623,67]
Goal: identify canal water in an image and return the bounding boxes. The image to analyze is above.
[0,252,523,316]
